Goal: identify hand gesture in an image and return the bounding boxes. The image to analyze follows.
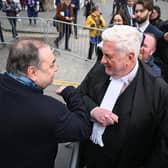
[56,86,66,95]
[91,107,119,127]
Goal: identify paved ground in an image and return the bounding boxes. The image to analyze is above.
[0,0,168,167]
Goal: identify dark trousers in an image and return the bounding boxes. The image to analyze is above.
[29,18,36,24]
[88,42,98,60]
[0,22,4,42]
[8,18,17,38]
[56,23,71,49]
[73,14,78,38]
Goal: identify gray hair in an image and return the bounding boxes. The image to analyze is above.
[6,37,47,74]
[101,25,143,59]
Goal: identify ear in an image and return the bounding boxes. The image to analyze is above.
[26,66,38,82]
[150,48,156,56]
[125,52,135,68]
[127,52,135,61]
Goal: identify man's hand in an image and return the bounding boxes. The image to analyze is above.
[164,32,168,41]
[56,86,66,95]
[91,107,119,127]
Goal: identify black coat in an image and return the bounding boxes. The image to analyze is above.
[78,62,168,168]
[0,73,91,168]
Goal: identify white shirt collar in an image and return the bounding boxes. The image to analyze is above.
[137,20,150,33]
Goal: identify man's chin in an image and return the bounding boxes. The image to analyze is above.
[105,68,112,76]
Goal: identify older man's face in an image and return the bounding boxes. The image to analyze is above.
[101,41,131,78]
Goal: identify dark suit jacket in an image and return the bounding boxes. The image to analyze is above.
[78,61,168,168]
[119,4,136,26]
[0,73,91,168]
[144,23,168,83]
[144,23,164,40]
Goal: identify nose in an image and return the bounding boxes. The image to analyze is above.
[54,64,58,72]
[101,55,107,64]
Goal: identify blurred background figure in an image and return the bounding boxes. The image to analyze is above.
[54,0,61,7]
[112,0,127,15]
[38,0,44,11]
[2,0,20,38]
[150,5,162,28]
[139,33,161,76]
[0,0,3,10]
[119,0,136,26]
[54,0,74,51]
[71,0,80,39]
[109,12,128,26]
[25,0,38,25]
[0,21,4,42]
[85,5,106,60]
[19,0,25,10]
[83,0,94,20]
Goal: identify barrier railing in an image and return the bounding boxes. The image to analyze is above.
[0,16,46,44]
[0,16,105,61]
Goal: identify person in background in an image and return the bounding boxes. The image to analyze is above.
[150,5,162,28]
[84,0,94,20]
[2,0,20,38]
[119,0,136,26]
[109,12,128,26]
[139,33,161,76]
[55,0,61,6]
[134,0,168,82]
[134,0,168,41]
[0,21,4,42]
[54,0,74,51]
[0,0,3,10]
[112,0,127,15]
[38,0,44,11]
[19,0,25,10]
[85,5,106,60]
[25,0,38,25]
[71,0,79,39]
[78,25,168,168]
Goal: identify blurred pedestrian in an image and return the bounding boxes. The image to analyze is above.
[20,0,25,10]
[119,0,136,26]
[109,12,128,26]
[0,21,4,42]
[150,5,162,28]
[71,0,79,38]
[25,0,38,25]
[2,0,20,38]
[139,33,161,76]
[84,0,94,20]
[54,0,74,51]
[85,6,106,60]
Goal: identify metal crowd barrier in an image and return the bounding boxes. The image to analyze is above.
[46,18,104,60]
[0,15,105,61]
[0,16,46,44]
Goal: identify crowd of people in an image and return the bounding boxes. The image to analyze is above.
[52,0,168,83]
[1,1,168,168]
